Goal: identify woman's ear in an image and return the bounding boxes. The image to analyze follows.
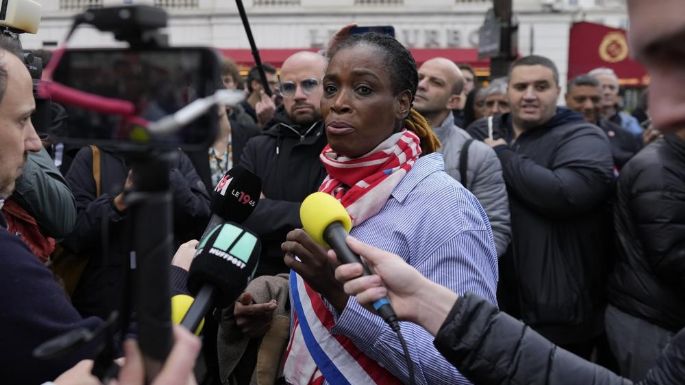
[394,90,413,121]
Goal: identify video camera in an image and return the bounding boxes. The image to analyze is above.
[5,1,240,152]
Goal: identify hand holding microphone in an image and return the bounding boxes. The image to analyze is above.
[333,236,460,337]
[294,192,399,326]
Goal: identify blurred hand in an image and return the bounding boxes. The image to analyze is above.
[282,229,348,311]
[484,137,507,148]
[642,124,661,145]
[332,236,458,335]
[171,239,199,271]
[55,326,200,385]
[233,292,277,338]
[113,170,134,212]
[112,325,200,385]
[255,90,276,128]
[53,360,99,385]
[326,24,357,54]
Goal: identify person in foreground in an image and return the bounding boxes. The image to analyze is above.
[281,32,498,385]
[334,236,685,385]
[49,325,200,385]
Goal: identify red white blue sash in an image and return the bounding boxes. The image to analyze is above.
[283,271,402,385]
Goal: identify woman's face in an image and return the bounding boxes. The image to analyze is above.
[321,44,410,158]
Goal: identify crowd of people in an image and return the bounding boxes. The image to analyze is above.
[0,0,683,384]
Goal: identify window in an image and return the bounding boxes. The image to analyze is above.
[59,0,103,11]
[253,0,300,6]
[154,0,199,8]
[354,0,403,5]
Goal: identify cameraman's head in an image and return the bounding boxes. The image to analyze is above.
[0,42,41,198]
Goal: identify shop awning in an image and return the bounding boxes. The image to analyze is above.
[219,47,490,74]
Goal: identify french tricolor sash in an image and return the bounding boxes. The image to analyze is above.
[283,271,403,385]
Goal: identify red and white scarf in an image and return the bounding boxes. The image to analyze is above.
[318,130,422,225]
[284,130,421,385]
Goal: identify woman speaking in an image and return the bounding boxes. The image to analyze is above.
[281,33,498,385]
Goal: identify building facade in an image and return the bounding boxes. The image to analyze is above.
[23,0,628,89]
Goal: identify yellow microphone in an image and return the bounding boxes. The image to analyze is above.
[299,192,398,325]
[300,192,352,248]
[171,294,204,335]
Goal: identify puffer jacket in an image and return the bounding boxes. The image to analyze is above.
[608,134,685,332]
[239,108,328,277]
[434,292,685,385]
[466,109,615,345]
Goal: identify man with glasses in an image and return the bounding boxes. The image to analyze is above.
[218,51,328,384]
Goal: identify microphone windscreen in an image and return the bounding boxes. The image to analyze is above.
[171,294,204,334]
[211,165,262,224]
[187,223,261,307]
[300,192,352,247]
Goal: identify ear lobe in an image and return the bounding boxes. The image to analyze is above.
[446,93,462,110]
[395,90,412,120]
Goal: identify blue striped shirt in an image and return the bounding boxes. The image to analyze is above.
[330,153,498,385]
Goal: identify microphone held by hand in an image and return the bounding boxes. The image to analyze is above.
[181,223,261,333]
[299,192,398,326]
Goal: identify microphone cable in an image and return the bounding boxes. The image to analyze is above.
[387,317,415,385]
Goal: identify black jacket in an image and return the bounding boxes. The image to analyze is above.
[239,109,328,276]
[467,109,615,345]
[64,147,210,319]
[597,118,641,170]
[608,135,685,332]
[434,292,685,385]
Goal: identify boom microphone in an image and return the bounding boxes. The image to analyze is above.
[181,223,261,333]
[202,165,261,240]
[299,192,399,326]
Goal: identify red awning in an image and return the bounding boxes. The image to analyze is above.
[219,48,489,72]
[567,21,648,86]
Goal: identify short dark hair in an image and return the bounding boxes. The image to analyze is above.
[246,63,276,93]
[567,74,599,91]
[331,32,418,99]
[221,57,243,89]
[458,63,475,77]
[508,55,559,85]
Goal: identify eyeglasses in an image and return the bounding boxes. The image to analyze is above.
[278,77,321,97]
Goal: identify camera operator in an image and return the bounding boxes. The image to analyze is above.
[0,40,109,385]
[63,144,210,320]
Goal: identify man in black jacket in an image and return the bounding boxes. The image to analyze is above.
[605,129,685,379]
[467,55,615,358]
[240,51,328,278]
[220,51,328,384]
[565,74,641,170]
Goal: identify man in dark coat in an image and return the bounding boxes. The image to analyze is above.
[467,55,615,358]
[565,74,641,170]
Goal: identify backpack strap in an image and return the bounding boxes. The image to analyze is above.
[459,139,474,189]
[89,145,101,197]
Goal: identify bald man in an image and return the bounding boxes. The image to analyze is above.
[415,57,510,257]
[219,51,329,384]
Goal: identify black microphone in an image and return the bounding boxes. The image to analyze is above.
[299,192,399,326]
[201,165,261,240]
[180,165,262,333]
[181,222,261,332]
